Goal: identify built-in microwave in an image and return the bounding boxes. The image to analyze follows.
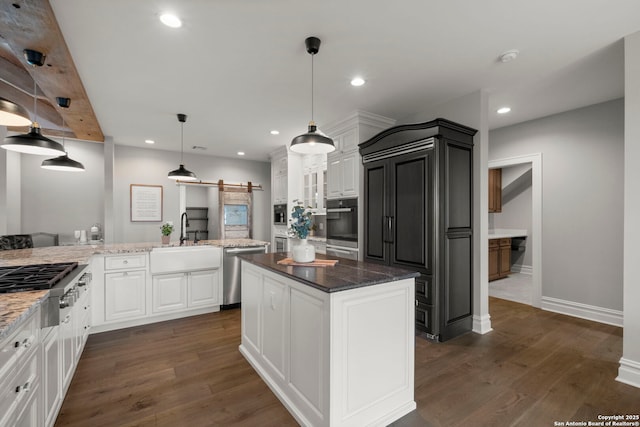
[274,204,287,225]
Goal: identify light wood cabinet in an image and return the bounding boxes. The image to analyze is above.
[489,238,511,281]
[489,168,502,213]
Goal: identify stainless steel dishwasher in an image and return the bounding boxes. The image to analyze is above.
[222,245,267,309]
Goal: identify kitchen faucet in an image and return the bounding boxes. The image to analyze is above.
[193,230,200,245]
[180,212,189,246]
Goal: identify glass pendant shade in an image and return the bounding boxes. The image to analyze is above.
[0,97,31,127]
[290,122,335,154]
[168,113,198,181]
[2,124,66,156]
[41,153,85,172]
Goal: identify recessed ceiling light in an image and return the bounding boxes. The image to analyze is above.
[237,151,245,156]
[160,13,182,28]
[270,130,280,135]
[350,77,365,87]
[497,107,511,114]
[145,139,155,144]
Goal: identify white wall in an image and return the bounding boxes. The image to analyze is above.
[0,126,22,235]
[619,30,640,387]
[113,145,271,244]
[489,98,624,311]
[19,139,104,242]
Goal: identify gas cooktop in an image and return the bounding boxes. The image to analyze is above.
[0,262,78,293]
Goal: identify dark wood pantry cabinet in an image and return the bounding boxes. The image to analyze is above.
[359,118,476,342]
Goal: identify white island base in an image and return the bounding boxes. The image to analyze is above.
[239,259,416,427]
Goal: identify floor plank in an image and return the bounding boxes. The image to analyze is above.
[55,298,640,427]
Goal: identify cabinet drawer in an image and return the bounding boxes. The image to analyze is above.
[499,238,511,246]
[416,301,436,334]
[415,276,435,306]
[0,309,39,381]
[489,239,499,248]
[0,346,39,426]
[104,254,147,270]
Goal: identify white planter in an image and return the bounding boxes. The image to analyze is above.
[292,238,315,263]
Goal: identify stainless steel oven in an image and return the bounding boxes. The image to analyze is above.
[326,198,358,248]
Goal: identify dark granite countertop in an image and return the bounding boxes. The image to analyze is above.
[240,252,419,293]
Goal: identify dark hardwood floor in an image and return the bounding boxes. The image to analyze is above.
[55,298,640,427]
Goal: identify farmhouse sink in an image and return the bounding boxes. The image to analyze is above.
[150,245,221,274]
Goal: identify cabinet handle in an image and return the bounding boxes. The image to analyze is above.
[15,385,20,393]
[14,341,20,348]
[383,216,394,243]
[123,260,128,264]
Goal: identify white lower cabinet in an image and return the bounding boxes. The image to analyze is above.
[152,270,220,313]
[105,270,147,321]
[0,308,41,427]
[42,327,61,427]
[189,270,220,307]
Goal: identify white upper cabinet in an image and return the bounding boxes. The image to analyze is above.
[324,111,396,200]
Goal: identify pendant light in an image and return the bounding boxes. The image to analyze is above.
[168,113,197,181]
[1,49,65,156]
[41,97,85,172]
[0,97,31,127]
[290,36,335,154]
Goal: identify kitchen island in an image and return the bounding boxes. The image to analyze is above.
[239,252,419,427]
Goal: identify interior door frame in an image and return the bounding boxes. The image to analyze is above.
[488,153,542,308]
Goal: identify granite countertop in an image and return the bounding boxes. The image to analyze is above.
[240,252,419,293]
[0,290,47,341]
[0,239,270,267]
[0,238,269,338]
[488,229,528,239]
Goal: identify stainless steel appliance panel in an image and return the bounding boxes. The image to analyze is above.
[326,244,359,260]
[326,198,358,248]
[274,236,287,253]
[222,245,267,309]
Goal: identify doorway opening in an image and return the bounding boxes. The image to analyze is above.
[488,153,542,308]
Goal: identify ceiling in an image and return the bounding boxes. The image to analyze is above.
[3,1,640,161]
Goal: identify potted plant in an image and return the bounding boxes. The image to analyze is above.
[160,221,174,244]
[288,200,315,262]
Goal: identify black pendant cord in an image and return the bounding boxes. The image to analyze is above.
[180,120,184,163]
[32,80,37,124]
[311,53,314,124]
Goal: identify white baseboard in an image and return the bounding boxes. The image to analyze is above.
[511,264,532,275]
[472,314,493,335]
[617,358,640,389]
[541,296,623,327]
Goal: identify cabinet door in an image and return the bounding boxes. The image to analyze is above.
[341,151,358,197]
[326,155,342,199]
[390,150,432,273]
[488,239,500,281]
[499,238,511,277]
[152,273,187,313]
[105,270,147,321]
[188,270,220,307]
[489,168,502,213]
[42,328,61,427]
[363,160,388,263]
[60,313,74,389]
[261,276,288,380]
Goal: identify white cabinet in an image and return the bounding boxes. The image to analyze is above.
[152,269,220,313]
[303,153,327,212]
[189,270,220,307]
[59,311,75,391]
[0,308,40,427]
[105,270,147,321]
[324,111,396,201]
[327,150,358,199]
[272,154,288,204]
[152,273,187,313]
[42,327,60,427]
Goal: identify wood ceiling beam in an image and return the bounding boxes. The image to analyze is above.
[0,0,104,142]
